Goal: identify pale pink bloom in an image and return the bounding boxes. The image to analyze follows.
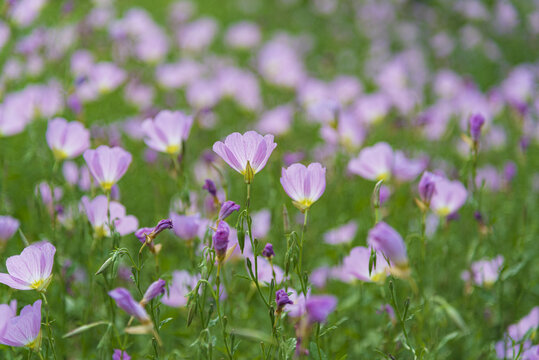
[0,216,20,243]
[430,177,467,217]
[341,246,389,283]
[258,39,305,88]
[0,299,42,349]
[186,79,221,110]
[251,209,271,239]
[348,142,394,181]
[461,255,504,286]
[46,118,90,160]
[280,163,326,211]
[161,270,200,308]
[142,110,194,155]
[368,222,408,266]
[155,60,202,90]
[0,241,55,291]
[324,220,358,245]
[177,18,217,52]
[257,105,294,136]
[213,131,277,179]
[83,146,132,191]
[81,195,138,237]
[225,21,261,49]
[89,62,127,94]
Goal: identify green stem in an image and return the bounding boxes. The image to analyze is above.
[40,293,57,360]
[297,209,309,296]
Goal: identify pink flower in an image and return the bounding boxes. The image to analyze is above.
[430,178,467,217]
[108,288,149,322]
[46,118,90,160]
[81,196,138,237]
[161,270,200,308]
[280,163,326,212]
[225,21,261,49]
[461,255,504,286]
[323,220,358,245]
[113,349,131,360]
[0,299,42,349]
[0,215,20,243]
[83,146,132,191]
[348,142,394,181]
[0,241,55,291]
[213,131,277,183]
[341,246,389,283]
[142,110,194,155]
[367,222,408,267]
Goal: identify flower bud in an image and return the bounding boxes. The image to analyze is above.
[418,172,438,204]
[141,279,166,305]
[203,179,217,197]
[275,289,293,311]
[262,243,275,259]
[213,221,230,261]
[219,201,240,221]
[469,113,485,143]
[244,161,255,184]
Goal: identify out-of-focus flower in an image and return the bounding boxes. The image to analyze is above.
[142,110,194,155]
[81,196,139,237]
[213,131,277,183]
[496,307,539,359]
[367,222,408,269]
[62,161,79,186]
[418,171,440,205]
[469,113,486,143]
[257,105,294,136]
[0,216,20,244]
[83,146,132,191]
[177,17,217,52]
[162,270,200,307]
[170,213,201,241]
[252,209,271,239]
[461,255,504,287]
[348,142,393,181]
[324,221,358,245]
[89,62,127,94]
[280,163,326,212]
[225,21,261,49]
[35,182,63,217]
[0,241,55,292]
[430,177,467,217]
[305,295,337,323]
[46,118,90,160]
[0,299,42,349]
[113,349,131,360]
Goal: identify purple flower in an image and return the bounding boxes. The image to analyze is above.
[162,270,200,308]
[46,118,90,160]
[219,201,240,220]
[341,246,389,283]
[275,289,293,310]
[113,349,131,360]
[81,196,139,237]
[213,131,277,183]
[367,222,408,267]
[213,221,230,261]
[348,142,393,181]
[0,299,41,349]
[430,178,467,217]
[469,113,485,142]
[461,255,504,286]
[224,21,261,49]
[108,288,149,322]
[141,279,166,305]
[418,171,440,204]
[0,299,17,335]
[83,146,132,191]
[262,243,275,258]
[377,304,396,321]
[0,241,55,291]
[280,163,326,212]
[142,110,194,155]
[503,161,517,183]
[203,179,217,197]
[305,295,337,323]
[0,215,20,243]
[170,213,201,241]
[323,221,358,245]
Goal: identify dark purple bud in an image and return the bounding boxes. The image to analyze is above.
[213,221,230,260]
[305,295,337,323]
[474,211,483,223]
[203,179,217,197]
[418,171,437,204]
[219,201,240,221]
[469,113,485,142]
[447,212,460,222]
[142,279,166,304]
[275,289,293,310]
[503,161,517,183]
[154,219,173,235]
[262,243,275,258]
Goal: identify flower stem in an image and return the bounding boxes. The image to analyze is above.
[297,209,309,296]
[40,293,57,360]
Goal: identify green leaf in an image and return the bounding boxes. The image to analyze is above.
[63,321,110,338]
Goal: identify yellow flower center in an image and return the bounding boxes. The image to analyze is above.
[100,181,114,191]
[52,148,68,160]
[436,206,451,217]
[166,144,181,155]
[376,172,390,182]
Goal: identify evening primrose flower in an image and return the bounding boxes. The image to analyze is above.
[113,349,131,360]
[108,288,150,322]
[0,241,55,292]
[142,110,194,155]
[341,246,389,283]
[161,270,200,308]
[81,196,139,237]
[0,299,42,349]
[430,178,467,217]
[348,142,394,181]
[280,163,326,212]
[305,295,337,323]
[367,222,408,269]
[83,145,132,191]
[46,118,90,160]
[141,279,166,305]
[0,215,20,244]
[212,131,277,184]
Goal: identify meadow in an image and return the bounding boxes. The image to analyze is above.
[0,0,538,359]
